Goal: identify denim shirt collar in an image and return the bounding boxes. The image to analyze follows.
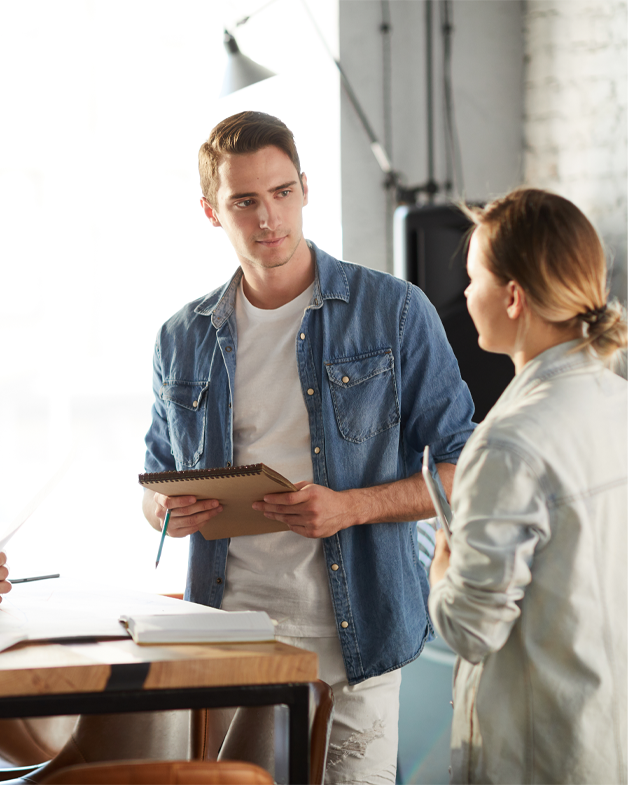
[192,241,350,328]
[493,339,596,413]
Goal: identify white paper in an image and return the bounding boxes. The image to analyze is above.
[0,578,219,653]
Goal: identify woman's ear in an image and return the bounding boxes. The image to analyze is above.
[506,281,526,320]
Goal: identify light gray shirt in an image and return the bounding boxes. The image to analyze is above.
[429,340,627,784]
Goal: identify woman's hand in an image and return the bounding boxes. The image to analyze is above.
[429,530,451,587]
[0,552,11,602]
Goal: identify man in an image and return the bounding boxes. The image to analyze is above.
[142,111,475,784]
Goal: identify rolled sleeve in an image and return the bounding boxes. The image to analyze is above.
[400,285,476,467]
[144,337,177,473]
[429,443,550,663]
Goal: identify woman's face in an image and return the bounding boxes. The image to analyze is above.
[465,228,517,355]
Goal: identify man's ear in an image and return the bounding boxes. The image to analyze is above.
[506,281,526,320]
[300,173,309,207]
[200,197,222,228]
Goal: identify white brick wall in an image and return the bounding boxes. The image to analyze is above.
[523,0,627,301]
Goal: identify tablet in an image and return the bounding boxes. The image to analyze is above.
[422,446,452,546]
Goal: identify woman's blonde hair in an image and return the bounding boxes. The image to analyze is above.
[463,188,627,360]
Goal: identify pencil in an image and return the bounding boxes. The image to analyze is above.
[11,574,60,584]
[155,510,171,569]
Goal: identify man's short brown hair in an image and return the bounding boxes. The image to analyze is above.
[199,111,302,207]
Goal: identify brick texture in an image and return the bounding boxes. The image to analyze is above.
[523,0,627,300]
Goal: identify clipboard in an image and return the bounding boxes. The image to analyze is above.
[422,446,452,546]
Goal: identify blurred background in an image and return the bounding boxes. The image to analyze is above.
[1,1,625,782]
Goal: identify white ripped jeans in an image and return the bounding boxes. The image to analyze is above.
[286,635,401,785]
[212,636,401,785]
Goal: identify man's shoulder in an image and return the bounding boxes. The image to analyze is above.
[157,281,229,340]
[315,244,414,302]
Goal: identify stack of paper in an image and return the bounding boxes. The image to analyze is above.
[122,610,276,645]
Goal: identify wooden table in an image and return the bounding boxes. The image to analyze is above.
[0,636,318,784]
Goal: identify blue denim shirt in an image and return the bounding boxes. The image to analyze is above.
[145,243,475,684]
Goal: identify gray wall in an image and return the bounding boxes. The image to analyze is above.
[339,0,525,272]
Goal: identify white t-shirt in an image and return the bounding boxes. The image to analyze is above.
[220,280,337,637]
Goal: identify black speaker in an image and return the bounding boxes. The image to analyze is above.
[394,203,513,422]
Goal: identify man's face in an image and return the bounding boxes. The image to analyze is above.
[202,145,308,272]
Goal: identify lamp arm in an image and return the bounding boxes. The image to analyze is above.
[298,0,393,176]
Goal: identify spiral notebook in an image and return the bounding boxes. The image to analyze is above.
[138,463,296,540]
[121,609,275,645]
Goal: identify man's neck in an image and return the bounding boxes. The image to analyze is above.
[240,238,315,310]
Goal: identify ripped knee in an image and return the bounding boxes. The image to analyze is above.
[326,718,385,769]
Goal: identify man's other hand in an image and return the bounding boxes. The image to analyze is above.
[253,482,357,539]
[0,552,11,602]
[149,493,223,538]
[429,529,451,587]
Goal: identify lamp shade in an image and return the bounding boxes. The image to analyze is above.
[220,30,276,97]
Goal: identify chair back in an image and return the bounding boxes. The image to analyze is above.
[40,760,273,784]
[309,679,334,785]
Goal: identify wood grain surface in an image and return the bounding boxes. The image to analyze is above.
[0,639,318,697]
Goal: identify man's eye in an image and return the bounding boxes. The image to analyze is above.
[278,190,291,197]
[235,199,253,208]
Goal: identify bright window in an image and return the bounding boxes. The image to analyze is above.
[0,0,340,593]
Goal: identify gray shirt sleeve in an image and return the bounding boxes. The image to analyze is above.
[428,442,551,664]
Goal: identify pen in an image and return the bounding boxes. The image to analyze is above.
[11,574,60,584]
[155,510,171,569]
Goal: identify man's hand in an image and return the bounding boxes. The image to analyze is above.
[143,490,223,538]
[0,552,11,602]
[429,529,451,587]
[253,482,358,539]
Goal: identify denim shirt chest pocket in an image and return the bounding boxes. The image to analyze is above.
[325,348,400,443]
[161,379,209,468]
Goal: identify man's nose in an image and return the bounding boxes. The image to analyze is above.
[258,200,280,231]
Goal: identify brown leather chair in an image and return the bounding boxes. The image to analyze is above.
[0,718,77,767]
[191,679,334,785]
[1,682,333,784]
[308,680,334,785]
[39,760,273,784]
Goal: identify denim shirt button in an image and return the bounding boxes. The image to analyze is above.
[342,376,350,383]
[314,447,321,454]
[307,388,314,396]
[300,333,306,340]
[192,400,198,408]
[331,563,339,571]
[216,578,222,584]
[341,621,349,628]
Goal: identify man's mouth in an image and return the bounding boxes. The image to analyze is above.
[256,236,287,248]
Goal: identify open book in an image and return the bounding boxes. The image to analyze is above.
[120,609,276,645]
[139,463,296,540]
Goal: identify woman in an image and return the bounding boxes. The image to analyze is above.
[429,188,627,784]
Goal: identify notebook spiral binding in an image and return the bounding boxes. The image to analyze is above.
[139,463,265,484]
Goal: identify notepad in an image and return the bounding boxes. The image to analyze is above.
[121,610,276,645]
[139,463,296,540]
